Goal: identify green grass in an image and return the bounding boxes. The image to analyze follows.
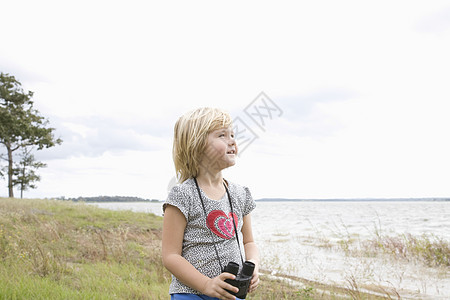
[332,223,450,268]
[0,198,169,299]
[1,198,386,299]
[363,233,450,267]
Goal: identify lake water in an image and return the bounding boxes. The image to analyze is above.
[90,201,450,299]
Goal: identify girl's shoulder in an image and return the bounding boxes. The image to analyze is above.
[178,177,196,188]
[169,178,196,196]
[225,179,252,197]
[163,178,196,217]
[225,179,256,215]
[169,178,252,199]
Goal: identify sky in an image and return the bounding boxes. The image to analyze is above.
[1,0,450,200]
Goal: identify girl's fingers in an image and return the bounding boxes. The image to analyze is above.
[249,276,259,293]
[217,287,236,300]
[219,273,239,294]
[209,273,237,299]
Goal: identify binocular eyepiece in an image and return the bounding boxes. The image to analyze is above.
[223,261,255,299]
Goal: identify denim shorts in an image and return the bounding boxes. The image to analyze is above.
[171,294,242,300]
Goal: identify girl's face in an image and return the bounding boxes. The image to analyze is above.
[201,126,237,172]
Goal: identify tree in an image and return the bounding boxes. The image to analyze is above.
[0,72,62,198]
[13,147,47,198]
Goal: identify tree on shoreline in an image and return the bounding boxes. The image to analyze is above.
[13,147,47,198]
[0,72,62,198]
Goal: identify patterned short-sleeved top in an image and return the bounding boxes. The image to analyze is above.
[163,178,256,295]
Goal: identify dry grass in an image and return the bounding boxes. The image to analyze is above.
[0,197,171,299]
[255,271,387,300]
[362,233,450,267]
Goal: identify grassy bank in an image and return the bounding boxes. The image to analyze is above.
[0,197,167,299]
[1,198,385,299]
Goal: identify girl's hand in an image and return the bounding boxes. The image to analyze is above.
[202,272,239,300]
[248,266,260,293]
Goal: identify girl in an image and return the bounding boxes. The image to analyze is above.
[162,107,260,300]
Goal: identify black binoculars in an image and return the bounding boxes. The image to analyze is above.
[223,261,255,299]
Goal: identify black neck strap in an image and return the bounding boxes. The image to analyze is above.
[193,177,245,271]
[224,181,245,265]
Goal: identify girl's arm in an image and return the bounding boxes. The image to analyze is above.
[162,205,239,300]
[241,213,260,293]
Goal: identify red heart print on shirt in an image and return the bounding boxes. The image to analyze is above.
[207,210,238,240]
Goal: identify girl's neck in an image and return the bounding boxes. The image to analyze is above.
[196,171,226,201]
[196,170,224,189]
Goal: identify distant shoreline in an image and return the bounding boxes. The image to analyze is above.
[51,196,450,203]
[256,197,450,202]
[91,198,449,203]
[56,196,160,203]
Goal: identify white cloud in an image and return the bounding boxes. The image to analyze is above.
[2,1,450,199]
[416,6,450,33]
[34,115,172,160]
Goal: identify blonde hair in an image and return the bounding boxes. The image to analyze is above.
[173,107,232,183]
